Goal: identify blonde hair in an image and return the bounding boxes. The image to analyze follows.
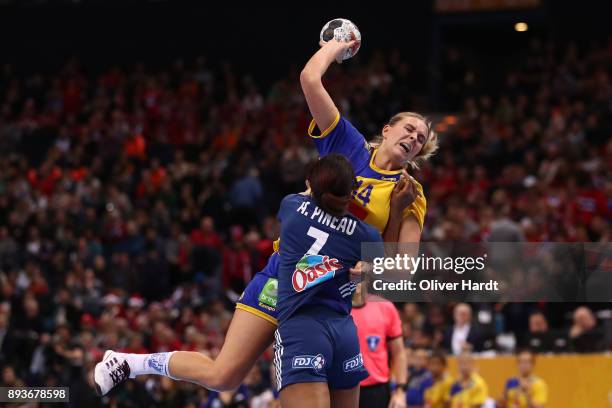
[370,112,438,170]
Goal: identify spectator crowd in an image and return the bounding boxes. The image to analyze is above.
[0,34,610,406]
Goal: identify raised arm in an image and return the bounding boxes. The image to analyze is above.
[300,39,357,131]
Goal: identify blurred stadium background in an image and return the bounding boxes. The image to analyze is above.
[0,0,610,407]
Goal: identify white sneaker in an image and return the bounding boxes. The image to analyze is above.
[94,350,131,396]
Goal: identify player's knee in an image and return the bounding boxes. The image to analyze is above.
[204,366,242,391]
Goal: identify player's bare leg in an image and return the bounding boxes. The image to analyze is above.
[94,309,275,394]
[280,382,330,408]
[168,308,276,390]
[330,386,360,408]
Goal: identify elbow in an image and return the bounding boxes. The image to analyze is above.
[300,69,320,87]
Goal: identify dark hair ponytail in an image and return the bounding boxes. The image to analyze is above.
[307,154,357,217]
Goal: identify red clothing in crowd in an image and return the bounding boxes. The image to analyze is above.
[120,345,149,355]
[190,229,224,252]
[254,238,274,271]
[28,166,63,196]
[222,247,252,290]
[573,188,608,224]
[149,336,183,353]
[124,134,146,160]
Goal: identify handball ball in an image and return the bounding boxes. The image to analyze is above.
[320,18,361,61]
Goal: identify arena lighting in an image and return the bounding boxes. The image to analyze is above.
[435,123,448,132]
[514,22,529,32]
[443,115,457,125]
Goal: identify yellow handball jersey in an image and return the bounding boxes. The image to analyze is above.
[504,376,548,408]
[271,113,426,254]
[449,373,489,408]
[308,112,426,234]
[424,373,454,408]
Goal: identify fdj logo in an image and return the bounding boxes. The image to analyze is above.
[258,278,278,308]
[343,353,364,372]
[292,354,326,372]
[292,255,343,292]
[366,335,381,352]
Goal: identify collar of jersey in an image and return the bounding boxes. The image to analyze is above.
[369,148,403,176]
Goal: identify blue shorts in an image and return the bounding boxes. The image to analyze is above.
[236,252,279,325]
[273,306,368,391]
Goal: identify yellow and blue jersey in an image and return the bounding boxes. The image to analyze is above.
[424,373,454,408]
[309,112,426,233]
[449,373,488,408]
[236,113,427,325]
[504,376,548,408]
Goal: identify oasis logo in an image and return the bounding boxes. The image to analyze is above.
[292,354,326,372]
[343,353,364,372]
[292,255,343,292]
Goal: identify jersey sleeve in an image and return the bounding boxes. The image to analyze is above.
[278,194,299,223]
[402,180,426,230]
[505,378,518,390]
[423,382,433,404]
[442,376,454,402]
[277,196,289,223]
[421,377,434,403]
[449,381,462,398]
[471,378,488,405]
[385,302,403,339]
[362,224,385,261]
[308,113,369,161]
[531,379,548,404]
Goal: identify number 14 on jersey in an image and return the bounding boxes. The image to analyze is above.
[353,180,373,206]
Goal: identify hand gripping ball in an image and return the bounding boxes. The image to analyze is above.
[319,18,361,61]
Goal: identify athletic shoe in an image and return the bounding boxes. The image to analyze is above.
[93,350,131,396]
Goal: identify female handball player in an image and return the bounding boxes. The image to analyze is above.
[94,37,437,398]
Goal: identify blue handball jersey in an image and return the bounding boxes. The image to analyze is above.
[276,194,384,324]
